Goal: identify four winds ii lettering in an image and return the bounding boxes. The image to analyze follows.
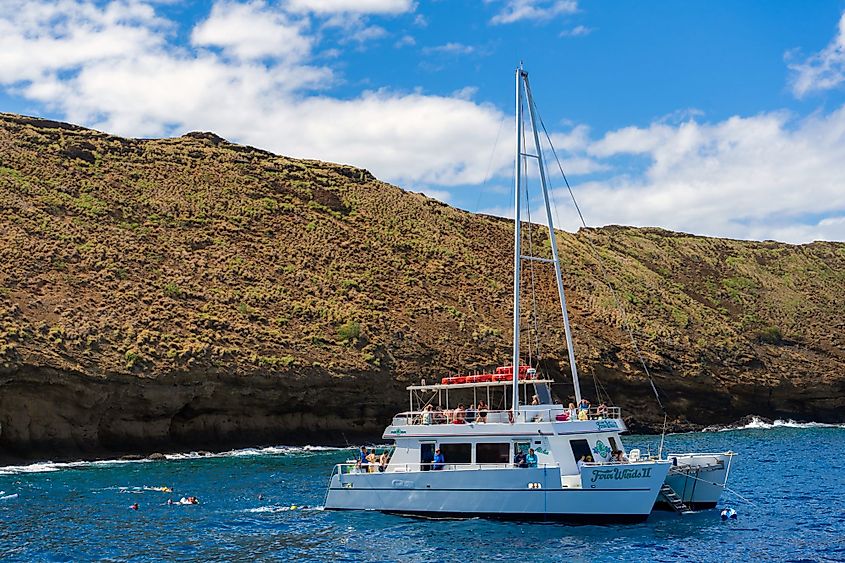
[590,467,653,483]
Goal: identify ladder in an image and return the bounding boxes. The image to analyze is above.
[660,483,694,514]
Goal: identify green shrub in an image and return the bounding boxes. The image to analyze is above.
[337,320,361,342]
[163,282,183,298]
[758,326,782,344]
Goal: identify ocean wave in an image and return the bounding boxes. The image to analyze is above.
[163,444,347,460]
[242,505,323,513]
[710,416,845,432]
[0,445,349,475]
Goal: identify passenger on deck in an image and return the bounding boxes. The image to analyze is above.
[453,404,466,423]
[379,450,389,472]
[366,450,377,473]
[577,408,588,421]
[567,402,577,420]
[596,402,608,418]
[357,446,369,472]
[466,404,477,423]
[514,450,527,468]
[530,395,540,405]
[577,455,587,470]
[526,448,538,468]
[477,401,488,423]
[578,398,590,412]
[434,407,447,424]
[422,404,434,425]
[433,449,445,470]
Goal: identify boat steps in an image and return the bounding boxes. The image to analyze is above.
[659,483,694,514]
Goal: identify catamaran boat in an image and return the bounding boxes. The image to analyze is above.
[324,67,734,521]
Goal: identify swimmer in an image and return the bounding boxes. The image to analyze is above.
[144,486,173,493]
[130,503,139,511]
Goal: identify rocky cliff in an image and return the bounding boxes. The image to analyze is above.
[1,113,844,462]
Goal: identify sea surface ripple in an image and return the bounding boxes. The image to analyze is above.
[1,421,843,562]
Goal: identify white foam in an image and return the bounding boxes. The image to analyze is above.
[0,445,349,474]
[163,444,346,461]
[0,494,19,501]
[713,416,845,432]
[242,505,323,513]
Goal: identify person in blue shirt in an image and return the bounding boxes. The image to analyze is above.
[526,448,538,468]
[432,448,445,470]
[357,446,369,472]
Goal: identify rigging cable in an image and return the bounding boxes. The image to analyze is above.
[521,108,544,370]
[530,101,670,455]
[472,113,509,214]
[537,112,665,413]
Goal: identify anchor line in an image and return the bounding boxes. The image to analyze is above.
[677,472,758,507]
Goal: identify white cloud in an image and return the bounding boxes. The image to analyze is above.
[394,34,415,48]
[191,1,312,61]
[286,0,414,15]
[490,0,578,25]
[423,42,475,55]
[0,0,165,84]
[559,24,591,37]
[788,11,845,97]
[551,109,845,243]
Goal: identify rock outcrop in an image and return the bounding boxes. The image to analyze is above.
[1,113,843,462]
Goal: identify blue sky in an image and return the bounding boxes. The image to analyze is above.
[2,0,845,242]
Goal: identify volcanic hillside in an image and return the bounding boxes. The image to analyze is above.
[1,113,844,461]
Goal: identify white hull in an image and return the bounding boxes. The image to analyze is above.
[326,462,670,522]
[659,453,733,509]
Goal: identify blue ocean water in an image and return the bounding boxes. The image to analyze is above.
[1,421,844,562]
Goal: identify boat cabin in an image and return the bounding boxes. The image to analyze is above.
[374,370,634,484]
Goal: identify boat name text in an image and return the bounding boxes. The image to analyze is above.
[589,467,653,483]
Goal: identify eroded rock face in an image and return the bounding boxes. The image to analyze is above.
[0,113,844,462]
[0,365,402,461]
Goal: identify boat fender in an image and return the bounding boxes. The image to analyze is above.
[720,508,737,520]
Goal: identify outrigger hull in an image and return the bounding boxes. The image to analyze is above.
[656,453,734,511]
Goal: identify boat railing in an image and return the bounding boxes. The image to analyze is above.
[331,462,560,477]
[391,406,621,426]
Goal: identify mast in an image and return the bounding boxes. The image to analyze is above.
[511,66,524,414]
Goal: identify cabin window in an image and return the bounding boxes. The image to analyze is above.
[514,442,530,456]
[608,437,619,453]
[569,439,592,463]
[439,443,471,465]
[476,443,510,464]
[420,442,435,471]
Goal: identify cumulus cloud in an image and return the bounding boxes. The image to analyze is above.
[422,42,475,55]
[551,109,845,243]
[490,0,578,25]
[191,1,312,61]
[559,24,592,37]
[788,10,845,97]
[286,0,414,15]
